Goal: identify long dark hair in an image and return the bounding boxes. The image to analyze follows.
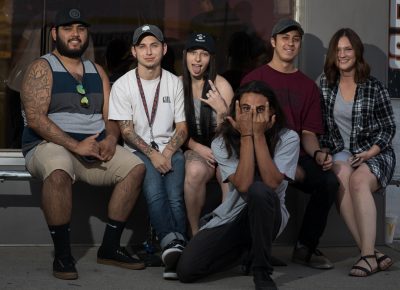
[182,48,217,147]
[324,28,370,86]
[216,81,286,158]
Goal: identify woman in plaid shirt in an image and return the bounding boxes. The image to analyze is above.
[319,28,396,277]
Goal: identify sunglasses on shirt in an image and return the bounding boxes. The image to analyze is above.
[76,84,89,108]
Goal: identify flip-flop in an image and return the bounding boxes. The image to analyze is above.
[349,255,379,277]
[375,250,394,271]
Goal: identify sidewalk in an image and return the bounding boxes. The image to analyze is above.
[0,243,399,290]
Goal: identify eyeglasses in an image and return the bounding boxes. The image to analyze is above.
[76,84,89,108]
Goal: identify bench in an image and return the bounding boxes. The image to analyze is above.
[0,170,32,181]
[0,151,150,245]
[0,151,397,246]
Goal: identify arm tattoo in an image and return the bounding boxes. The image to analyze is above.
[21,60,78,150]
[164,128,187,153]
[21,60,51,121]
[119,120,154,156]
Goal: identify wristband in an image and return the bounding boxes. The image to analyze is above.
[313,149,323,161]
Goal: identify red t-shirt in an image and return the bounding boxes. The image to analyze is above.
[241,65,323,135]
[241,64,324,155]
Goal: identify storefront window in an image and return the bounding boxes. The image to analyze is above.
[0,0,294,149]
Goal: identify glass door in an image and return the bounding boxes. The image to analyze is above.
[0,0,294,149]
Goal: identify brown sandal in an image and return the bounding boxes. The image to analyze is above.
[349,255,379,277]
[375,250,394,271]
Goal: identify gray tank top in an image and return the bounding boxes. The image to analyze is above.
[333,89,353,151]
[193,98,217,135]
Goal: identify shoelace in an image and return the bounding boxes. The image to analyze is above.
[165,240,186,250]
[57,256,76,267]
[313,249,324,256]
[116,247,131,258]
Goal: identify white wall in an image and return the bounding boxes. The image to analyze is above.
[386,102,400,239]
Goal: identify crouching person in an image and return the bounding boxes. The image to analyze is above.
[176,81,300,290]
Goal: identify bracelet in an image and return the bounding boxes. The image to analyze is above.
[313,149,323,161]
[241,134,253,138]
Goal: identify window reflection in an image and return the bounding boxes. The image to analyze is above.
[0,0,293,149]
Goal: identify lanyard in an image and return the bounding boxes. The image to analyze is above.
[135,68,162,143]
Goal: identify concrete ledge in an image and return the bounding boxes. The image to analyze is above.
[0,162,389,246]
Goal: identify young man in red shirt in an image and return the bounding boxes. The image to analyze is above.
[242,18,339,270]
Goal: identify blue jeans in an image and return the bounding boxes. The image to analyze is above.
[134,151,186,248]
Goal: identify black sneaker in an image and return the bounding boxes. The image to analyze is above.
[53,255,78,280]
[97,246,145,270]
[253,269,277,290]
[161,240,185,280]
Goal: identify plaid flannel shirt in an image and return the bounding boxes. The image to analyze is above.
[319,74,396,155]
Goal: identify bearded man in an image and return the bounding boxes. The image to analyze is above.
[20,8,146,280]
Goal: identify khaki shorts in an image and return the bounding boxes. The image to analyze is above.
[26,142,143,186]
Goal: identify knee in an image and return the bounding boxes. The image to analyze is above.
[122,163,146,188]
[185,162,209,185]
[176,258,197,283]
[142,185,163,203]
[45,169,71,186]
[133,163,146,180]
[320,171,340,198]
[326,172,339,189]
[141,176,163,200]
[248,182,276,205]
[310,173,338,205]
[348,174,371,194]
[177,267,194,283]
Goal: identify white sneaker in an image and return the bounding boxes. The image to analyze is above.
[161,240,185,280]
[163,268,178,280]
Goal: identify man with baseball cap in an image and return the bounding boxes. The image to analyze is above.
[109,24,188,280]
[132,24,164,45]
[20,8,146,280]
[270,18,304,37]
[241,18,339,273]
[54,7,90,27]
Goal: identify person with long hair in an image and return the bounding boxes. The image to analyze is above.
[320,28,396,277]
[182,32,233,236]
[177,81,300,290]
[241,19,339,270]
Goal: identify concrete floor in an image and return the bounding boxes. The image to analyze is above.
[0,243,399,290]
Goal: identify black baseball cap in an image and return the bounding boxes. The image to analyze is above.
[271,18,304,37]
[132,24,164,45]
[54,8,90,27]
[185,33,215,54]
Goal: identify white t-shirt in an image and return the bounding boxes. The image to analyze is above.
[108,68,185,152]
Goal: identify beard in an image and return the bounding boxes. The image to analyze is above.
[139,58,163,71]
[142,63,158,70]
[56,36,89,58]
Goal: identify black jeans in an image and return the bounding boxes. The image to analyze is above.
[177,181,282,283]
[295,155,339,251]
